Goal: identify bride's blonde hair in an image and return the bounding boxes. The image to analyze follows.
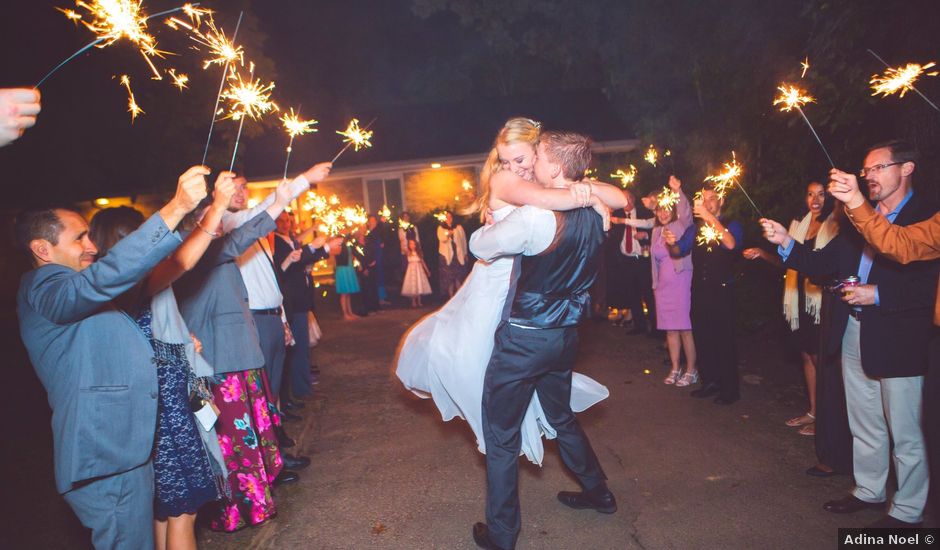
[463,117,541,221]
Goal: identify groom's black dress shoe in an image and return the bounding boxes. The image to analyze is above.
[275,425,295,448]
[472,523,510,550]
[690,383,720,399]
[557,486,617,514]
[282,453,311,470]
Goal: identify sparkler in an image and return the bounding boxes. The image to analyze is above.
[118,74,143,122]
[867,50,939,113]
[434,212,449,224]
[703,151,762,217]
[644,145,659,167]
[696,223,722,252]
[800,57,810,79]
[611,165,637,187]
[462,179,474,192]
[773,83,835,168]
[167,68,188,90]
[280,107,318,180]
[37,1,197,88]
[222,62,278,171]
[198,10,244,165]
[332,118,376,163]
[378,205,392,219]
[656,187,680,211]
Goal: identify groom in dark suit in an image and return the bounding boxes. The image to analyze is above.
[468,131,626,550]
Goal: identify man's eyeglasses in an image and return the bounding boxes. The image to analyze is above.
[859,161,904,178]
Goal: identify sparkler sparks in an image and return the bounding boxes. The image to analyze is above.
[281,108,318,138]
[167,68,188,90]
[221,63,277,121]
[656,187,680,211]
[800,57,810,79]
[181,2,211,25]
[434,212,449,224]
[336,118,374,152]
[696,223,722,251]
[773,82,834,168]
[378,205,392,219]
[644,145,659,167]
[870,62,938,98]
[118,74,143,122]
[462,179,474,192]
[703,151,742,199]
[611,165,637,187]
[773,84,815,112]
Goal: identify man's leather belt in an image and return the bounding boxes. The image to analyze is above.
[251,308,280,315]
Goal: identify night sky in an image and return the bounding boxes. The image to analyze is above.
[2,0,939,209]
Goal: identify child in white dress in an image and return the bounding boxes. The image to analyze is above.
[400,239,432,307]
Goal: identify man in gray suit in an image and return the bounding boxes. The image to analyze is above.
[14,166,208,550]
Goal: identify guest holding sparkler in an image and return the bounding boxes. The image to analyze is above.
[828,153,940,514]
[174,178,299,531]
[607,188,655,334]
[666,184,743,404]
[760,140,937,528]
[744,182,839,436]
[273,212,340,398]
[398,212,420,268]
[87,169,235,550]
[0,88,41,147]
[219,164,332,474]
[437,211,469,298]
[15,166,207,550]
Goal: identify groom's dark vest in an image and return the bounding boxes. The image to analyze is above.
[508,207,605,329]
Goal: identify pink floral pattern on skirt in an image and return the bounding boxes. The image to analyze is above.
[207,368,284,531]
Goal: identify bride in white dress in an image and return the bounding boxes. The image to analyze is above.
[396,118,626,465]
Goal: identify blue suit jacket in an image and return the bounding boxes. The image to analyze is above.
[17,214,181,493]
[175,211,276,374]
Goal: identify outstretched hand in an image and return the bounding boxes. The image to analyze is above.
[212,171,237,210]
[0,88,41,147]
[759,218,790,247]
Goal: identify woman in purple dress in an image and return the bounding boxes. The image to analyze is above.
[623,177,696,385]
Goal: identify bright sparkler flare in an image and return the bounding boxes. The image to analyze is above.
[703,151,743,199]
[697,223,722,250]
[221,63,277,121]
[399,219,413,230]
[61,0,169,80]
[336,118,374,152]
[800,57,810,79]
[870,62,938,98]
[644,145,659,167]
[656,187,680,211]
[118,74,143,122]
[378,205,391,218]
[773,84,815,112]
[329,195,341,206]
[167,68,188,90]
[611,165,637,187]
[461,179,473,192]
[434,212,448,223]
[181,3,211,25]
[281,108,318,138]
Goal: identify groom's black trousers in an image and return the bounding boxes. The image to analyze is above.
[482,321,607,549]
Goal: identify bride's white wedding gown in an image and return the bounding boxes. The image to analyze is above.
[395,204,609,465]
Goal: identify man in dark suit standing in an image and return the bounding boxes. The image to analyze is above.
[609,188,655,334]
[15,167,206,549]
[762,140,937,528]
[273,211,340,398]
